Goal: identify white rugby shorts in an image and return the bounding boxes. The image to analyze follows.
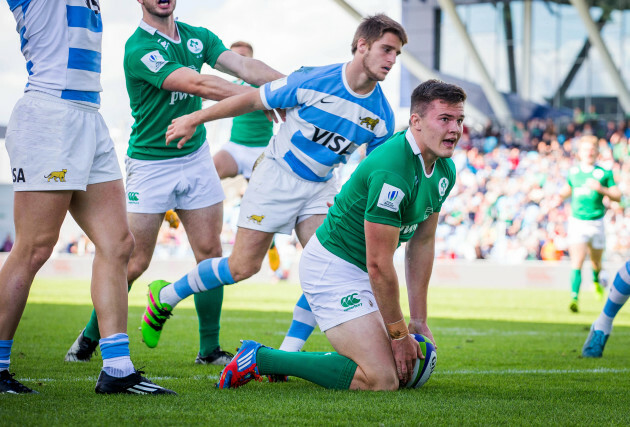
[568,217,606,249]
[5,91,122,191]
[299,236,379,332]
[237,157,337,234]
[219,141,266,180]
[125,142,224,213]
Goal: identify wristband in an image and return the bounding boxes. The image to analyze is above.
[386,318,409,340]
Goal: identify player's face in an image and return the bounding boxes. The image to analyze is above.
[361,32,402,82]
[578,141,597,165]
[412,100,465,163]
[142,0,176,17]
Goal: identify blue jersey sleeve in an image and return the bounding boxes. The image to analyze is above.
[260,66,317,110]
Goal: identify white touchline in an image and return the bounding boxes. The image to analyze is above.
[438,368,630,375]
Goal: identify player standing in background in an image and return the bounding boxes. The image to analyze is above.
[64,0,283,366]
[582,260,630,357]
[213,41,281,272]
[560,136,621,313]
[142,15,408,358]
[218,80,465,390]
[1,0,173,394]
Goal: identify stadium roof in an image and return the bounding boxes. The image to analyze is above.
[449,0,630,9]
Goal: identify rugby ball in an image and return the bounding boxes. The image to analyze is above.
[405,333,437,388]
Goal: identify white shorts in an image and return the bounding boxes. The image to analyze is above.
[568,217,606,249]
[125,143,225,213]
[219,141,266,180]
[300,236,379,332]
[237,157,337,235]
[5,91,122,191]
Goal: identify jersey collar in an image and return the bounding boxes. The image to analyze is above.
[342,62,376,99]
[405,128,434,178]
[139,20,181,44]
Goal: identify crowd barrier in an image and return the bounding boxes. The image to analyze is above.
[0,253,623,290]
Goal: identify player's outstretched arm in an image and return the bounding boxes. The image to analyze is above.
[405,213,439,348]
[162,67,254,101]
[166,90,266,148]
[365,220,422,385]
[214,50,284,86]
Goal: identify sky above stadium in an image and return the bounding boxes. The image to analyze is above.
[0,0,402,135]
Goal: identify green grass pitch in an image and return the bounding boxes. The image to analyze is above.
[2,277,630,425]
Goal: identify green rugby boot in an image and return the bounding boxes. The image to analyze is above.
[141,280,173,348]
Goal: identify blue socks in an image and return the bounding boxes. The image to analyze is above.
[99,333,134,377]
[161,257,235,308]
[594,261,630,335]
[279,294,318,352]
[0,340,12,371]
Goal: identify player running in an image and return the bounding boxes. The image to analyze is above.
[141,14,408,356]
[1,0,173,394]
[218,80,465,390]
[582,260,630,357]
[64,0,283,366]
[560,136,621,313]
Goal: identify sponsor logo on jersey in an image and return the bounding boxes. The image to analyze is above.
[359,116,380,131]
[12,168,25,183]
[247,214,265,225]
[159,39,169,50]
[320,96,334,104]
[187,38,203,54]
[438,177,449,197]
[377,184,405,212]
[127,192,139,203]
[141,50,167,73]
[169,91,195,105]
[45,169,67,182]
[340,293,362,311]
[593,168,604,180]
[312,127,353,154]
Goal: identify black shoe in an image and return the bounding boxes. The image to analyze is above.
[65,329,99,362]
[194,347,234,365]
[95,370,176,395]
[0,370,38,394]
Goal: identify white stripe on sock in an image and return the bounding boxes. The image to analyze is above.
[278,336,306,352]
[619,265,630,285]
[188,268,204,293]
[293,306,318,326]
[211,258,225,285]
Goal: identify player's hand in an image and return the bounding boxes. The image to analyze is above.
[409,319,437,350]
[264,108,286,123]
[586,178,603,193]
[166,113,197,149]
[390,334,422,385]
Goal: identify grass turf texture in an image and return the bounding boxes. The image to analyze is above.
[2,278,630,425]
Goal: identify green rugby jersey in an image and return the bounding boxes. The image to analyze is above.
[568,164,615,220]
[230,80,273,147]
[316,129,456,271]
[124,20,228,160]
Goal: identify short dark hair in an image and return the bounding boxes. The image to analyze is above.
[351,14,408,54]
[411,80,467,117]
[230,41,253,55]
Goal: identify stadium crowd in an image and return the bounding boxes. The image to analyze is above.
[54,113,630,264]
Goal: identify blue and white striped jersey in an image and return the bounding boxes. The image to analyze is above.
[7,0,103,107]
[260,63,395,182]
